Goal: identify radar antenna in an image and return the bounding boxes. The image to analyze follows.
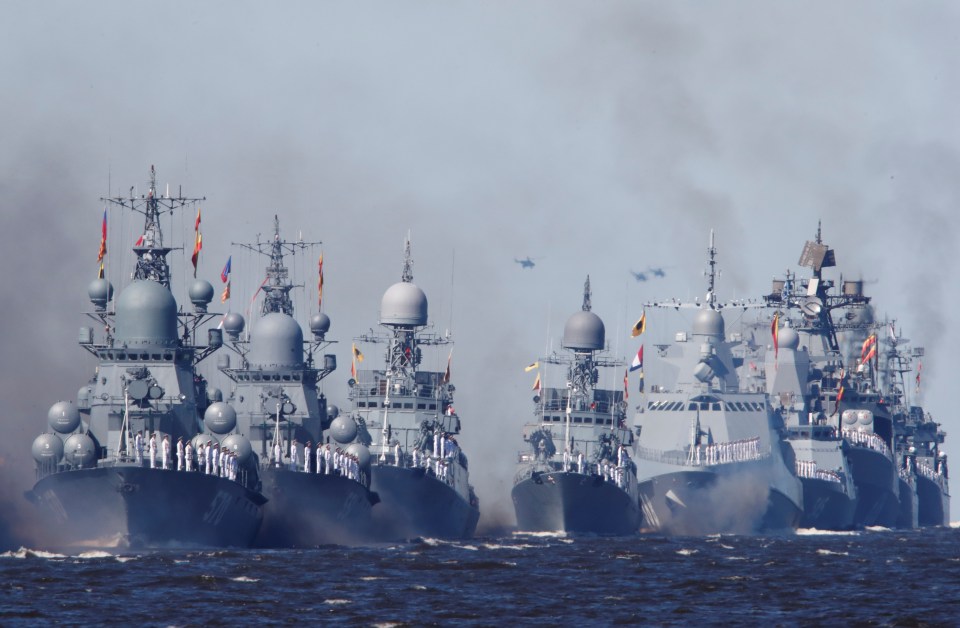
[234,215,321,317]
[102,165,205,288]
[582,275,592,312]
[401,233,414,283]
[705,229,718,308]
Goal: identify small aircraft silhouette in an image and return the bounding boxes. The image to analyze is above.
[630,270,648,282]
[515,257,535,269]
[648,267,667,278]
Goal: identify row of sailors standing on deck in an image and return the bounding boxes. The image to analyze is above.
[273,439,363,482]
[560,446,632,489]
[133,431,241,481]
[406,433,461,483]
[841,428,889,455]
[692,437,761,466]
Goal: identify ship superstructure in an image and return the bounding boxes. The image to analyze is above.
[511,277,641,535]
[344,238,479,540]
[764,228,900,527]
[216,216,377,546]
[633,231,803,534]
[27,166,265,549]
[878,324,949,527]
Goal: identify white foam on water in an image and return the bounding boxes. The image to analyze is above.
[816,549,849,556]
[512,530,568,539]
[77,550,114,559]
[797,528,860,536]
[676,548,698,556]
[360,576,383,581]
[481,543,536,551]
[865,526,892,533]
[0,548,68,560]
[231,576,259,583]
[323,599,351,605]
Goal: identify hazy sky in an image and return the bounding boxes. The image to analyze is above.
[2,1,958,536]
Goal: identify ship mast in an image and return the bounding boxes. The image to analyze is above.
[234,214,321,317]
[102,165,205,288]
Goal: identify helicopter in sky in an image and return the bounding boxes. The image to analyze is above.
[514,257,536,269]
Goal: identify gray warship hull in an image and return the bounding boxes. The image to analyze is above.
[27,466,265,549]
[847,448,898,527]
[638,468,802,535]
[896,477,918,529]
[369,465,478,540]
[512,471,641,535]
[255,468,376,547]
[799,477,856,530]
[916,476,950,527]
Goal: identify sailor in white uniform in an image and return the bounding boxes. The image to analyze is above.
[148,433,157,469]
[161,435,171,470]
[304,441,312,473]
[290,439,300,472]
[273,440,282,469]
[135,431,144,465]
[185,441,194,472]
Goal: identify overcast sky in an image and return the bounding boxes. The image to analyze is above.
[2,1,958,535]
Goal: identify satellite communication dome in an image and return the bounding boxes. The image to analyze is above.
[188,279,215,310]
[221,434,253,463]
[562,311,605,351]
[310,313,331,337]
[346,443,371,469]
[380,282,428,326]
[114,280,178,348]
[32,433,64,464]
[63,433,96,467]
[330,415,358,444]
[327,404,340,420]
[48,401,81,434]
[204,402,238,434]
[778,327,800,350]
[248,313,304,368]
[87,278,114,309]
[223,312,245,337]
[692,309,725,338]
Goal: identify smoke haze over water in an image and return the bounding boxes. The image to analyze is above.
[2,2,960,540]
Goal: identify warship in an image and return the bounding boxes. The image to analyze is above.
[511,277,641,535]
[26,167,266,549]
[214,217,377,547]
[743,313,857,530]
[764,229,900,528]
[344,238,479,540]
[633,232,803,534]
[879,324,950,527]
